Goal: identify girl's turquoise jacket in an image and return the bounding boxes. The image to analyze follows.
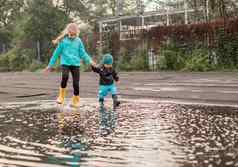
[48,37,92,67]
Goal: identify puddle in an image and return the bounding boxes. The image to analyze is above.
[0,100,237,167]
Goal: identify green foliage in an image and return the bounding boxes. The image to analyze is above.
[61,0,88,16]
[22,0,70,63]
[216,28,238,69]
[0,0,24,27]
[117,52,132,71]
[0,48,45,72]
[158,50,179,70]
[157,41,238,72]
[0,0,71,72]
[0,49,23,71]
[118,49,149,71]
[150,0,237,19]
[25,0,69,41]
[0,0,24,51]
[157,41,215,72]
[184,49,214,71]
[0,54,10,71]
[0,0,237,73]
[131,53,149,71]
[157,41,187,70]
[0,28,11,43]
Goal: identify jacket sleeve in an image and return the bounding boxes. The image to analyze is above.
[48,41,63,67]
[79,39,92,65]
[112,70,119,82]
[91,65,101,73]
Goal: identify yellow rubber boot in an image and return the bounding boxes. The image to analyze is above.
[56,88,66,104]
[71,96,80,108]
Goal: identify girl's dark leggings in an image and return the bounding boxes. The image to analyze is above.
[61,65,80,96]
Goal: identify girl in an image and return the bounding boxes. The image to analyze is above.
[45,23,95,108]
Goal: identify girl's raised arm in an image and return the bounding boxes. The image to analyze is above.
[52,29,67,45]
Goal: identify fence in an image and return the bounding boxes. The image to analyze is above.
[82,17,238,71]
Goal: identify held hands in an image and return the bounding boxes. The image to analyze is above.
[91,60,97,67]
[52,39,58,45]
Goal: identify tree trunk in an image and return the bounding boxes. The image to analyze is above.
[36,40,41,63]
[2,44,6,53]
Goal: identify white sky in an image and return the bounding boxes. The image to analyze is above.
[143,0,159,11]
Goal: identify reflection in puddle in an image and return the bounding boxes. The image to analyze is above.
[0,100,237,167]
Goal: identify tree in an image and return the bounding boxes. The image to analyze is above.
[0,0,24,53]
[22,0,70,62]
[60,0,88,17]
[0,0,24,27]
[53,0,136,24]
[186,0,238,19]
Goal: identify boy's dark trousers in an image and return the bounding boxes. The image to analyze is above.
[61,65,80,95]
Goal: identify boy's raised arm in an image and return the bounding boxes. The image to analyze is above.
[91,65,101,73]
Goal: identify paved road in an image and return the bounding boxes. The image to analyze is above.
[0,71,238,106]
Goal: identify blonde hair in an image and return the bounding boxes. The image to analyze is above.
[52,23,80,45]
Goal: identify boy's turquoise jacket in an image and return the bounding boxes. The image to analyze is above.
[48,37,92,67]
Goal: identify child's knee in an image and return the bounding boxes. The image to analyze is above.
[98,92,105,100]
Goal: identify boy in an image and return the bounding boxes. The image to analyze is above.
[91,54,120,110]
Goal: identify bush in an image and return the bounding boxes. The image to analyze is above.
[130,50,149,71]
[158,49,186,70]
[0,54,10,71]
[0,48,43,72]
[184,49,214,71]
[7,49,26,71]
[117,49,149,71]
[158,41,186,70]
[157,54,167,70]
[157,41,216,72]
[216,28,238,69]
[0,49,18,71]
[117,51,133,71]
